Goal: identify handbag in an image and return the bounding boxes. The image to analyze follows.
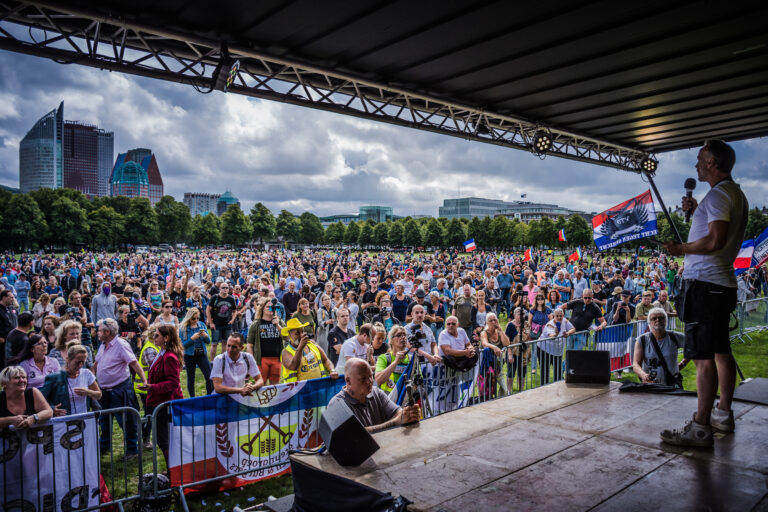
[646,333,683,388]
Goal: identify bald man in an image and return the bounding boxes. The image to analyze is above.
[327,358,419,433]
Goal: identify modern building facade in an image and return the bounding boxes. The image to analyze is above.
[110,160,149,199]
[110,148,164,204]
[438,197,511,219]
[19,102,114,196]
[216,191,240,215]
[19,102,64,193]
[495,201,586,223]
[359,205,394,223]
[184,192,221,216]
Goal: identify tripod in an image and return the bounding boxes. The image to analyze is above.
[403,339,435,419]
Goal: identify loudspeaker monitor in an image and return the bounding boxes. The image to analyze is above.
[319,399,380,466]
[565,350,610,384]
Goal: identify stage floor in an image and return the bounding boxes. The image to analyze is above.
[291,381,768,511]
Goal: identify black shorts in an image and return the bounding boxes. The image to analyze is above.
[683,280,737,360]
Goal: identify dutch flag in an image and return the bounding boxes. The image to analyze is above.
[734,239,754,275]
[464,239,476,252]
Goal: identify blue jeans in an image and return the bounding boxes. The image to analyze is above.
[499,288,511,315]
[99,378,140,454]
[17,297,29,312]
[184,352,213,397]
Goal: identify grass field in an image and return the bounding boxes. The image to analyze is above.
[101,322,767,511]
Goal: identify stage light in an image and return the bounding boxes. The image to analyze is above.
[640,157,658,173]
[531,130,552,155]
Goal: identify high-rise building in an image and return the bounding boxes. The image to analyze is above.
[359,205,394,223]
[19,102,114,196]
[110,160,149,199]
[216,191,240,216]
[19,102,63,193]
[97,130,115,197]
[110,148,164,205]
[184,192,221,216]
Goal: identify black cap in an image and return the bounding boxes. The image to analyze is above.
[415,289,426,298]
[620,289,632,296]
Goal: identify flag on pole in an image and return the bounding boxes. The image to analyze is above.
[523,246,533,262]
[592,190,658,250]
[521,193,527,198]
[734,239,754,275]
[753,226,768,268]
[568,247,582,262]
[558,229,566,242]
[464,239,476,252]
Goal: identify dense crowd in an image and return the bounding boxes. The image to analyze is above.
[0,247,766,457]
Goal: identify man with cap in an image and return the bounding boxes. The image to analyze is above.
[280,317,338,382]
[610,289,636,325]
[405,288,435,325]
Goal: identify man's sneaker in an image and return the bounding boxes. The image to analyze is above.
[711,405,735,432]
[660,414,713,448]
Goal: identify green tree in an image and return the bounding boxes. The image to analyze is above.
[467,217,482,246]
[155,195,191,243]
[3,194,47,249]
[423,218,444,248]
[191,213,221,246]
[325,222,345,245]
[402,219,422,247]
[88,206,124,248]
[250,202,276,244]
[388,221,404,246]
[657,211,690,244]
[444,218,467,248]
[276,210,301,242]
[476,216,492,248]
[372,222,389,247]
[48,197,89,247]
[512,220,529,247]
[344,221,361,245]
[538,217,556,247]
[489,216,510,248]
[299,212,325,245]
[527,220,542,247]
[97,195,131,215]
[124,197,159,245]
[565,215,593,247]
[746,207,768,239]
[357,222,373,248]
[221,204,253,246]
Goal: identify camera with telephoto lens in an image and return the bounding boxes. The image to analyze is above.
[66,306,82,320]
[268,297,278,312]
[648,357,660,383]
[407,326,426,349]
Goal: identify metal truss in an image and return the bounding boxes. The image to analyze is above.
[0,1,651,173]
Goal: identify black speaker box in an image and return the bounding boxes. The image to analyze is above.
[565,350,610,384]
[319,399,380,466]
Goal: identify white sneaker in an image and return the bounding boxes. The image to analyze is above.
[660,413,713,448]
[711,404,735,432]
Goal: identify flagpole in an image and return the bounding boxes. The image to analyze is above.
[644,171,683,243]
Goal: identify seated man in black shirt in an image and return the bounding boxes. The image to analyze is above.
[327,358,419,433]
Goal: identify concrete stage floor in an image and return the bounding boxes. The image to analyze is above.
[292,382,768,511]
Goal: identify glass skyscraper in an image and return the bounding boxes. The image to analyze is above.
[19,102,63,193]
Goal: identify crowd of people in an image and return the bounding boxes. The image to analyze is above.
[0,198,766,450]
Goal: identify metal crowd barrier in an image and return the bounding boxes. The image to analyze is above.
[737,297,768,341]
[0,406,144,512]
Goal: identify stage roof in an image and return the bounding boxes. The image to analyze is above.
[1,0,767,170]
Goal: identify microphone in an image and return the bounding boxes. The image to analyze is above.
[684,178,696,223]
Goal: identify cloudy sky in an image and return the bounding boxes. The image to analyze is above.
[1,50,766,218]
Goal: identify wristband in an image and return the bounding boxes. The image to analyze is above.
[33,414,39,424]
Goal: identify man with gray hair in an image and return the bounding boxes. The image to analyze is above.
[632,307,689,386]
[93,318,147,459]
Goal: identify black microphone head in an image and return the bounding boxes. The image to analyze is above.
[684,178,697,191]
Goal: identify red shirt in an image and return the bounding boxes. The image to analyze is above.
[146,351,183,407]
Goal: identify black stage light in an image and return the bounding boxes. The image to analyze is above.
[531,130,552,155]
[640,157,658,173]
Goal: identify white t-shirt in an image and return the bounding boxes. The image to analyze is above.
[68,369,96,415]
[683,180,748,288]
[438,328,470,357]
[338,336,369,374]
[210,352,261,389]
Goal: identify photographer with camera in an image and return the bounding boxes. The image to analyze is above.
[633,307,689,386]
[404,305,440,366]
[117,304,148,355]
[280,318,338,383]
[610,289,636,325]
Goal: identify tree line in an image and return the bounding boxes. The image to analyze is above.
[1,187,766,251]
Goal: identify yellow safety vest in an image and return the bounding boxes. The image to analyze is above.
[281,342,326,383]
[134,339,160,395]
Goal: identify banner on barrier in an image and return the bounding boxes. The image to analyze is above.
[0,413,99,512]
[168,377,344,491]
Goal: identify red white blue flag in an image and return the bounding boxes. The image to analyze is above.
[524,246,533,262]
[734,239,754,275]
[558,229,566,242]
[464,239,476,252]
[753,226,768,268]
[592,190,658,251]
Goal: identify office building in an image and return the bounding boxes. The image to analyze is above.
[359,205,394,223]
[216,191,240,215]
[19,102,64,193]
[438,197,511,220]
[110,160,149,199]
[19,102,114,196]
[495,201,586,223]
[184,192,221,216]
[111,148,164,205]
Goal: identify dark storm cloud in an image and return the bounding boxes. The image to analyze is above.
[0,50,766,218]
